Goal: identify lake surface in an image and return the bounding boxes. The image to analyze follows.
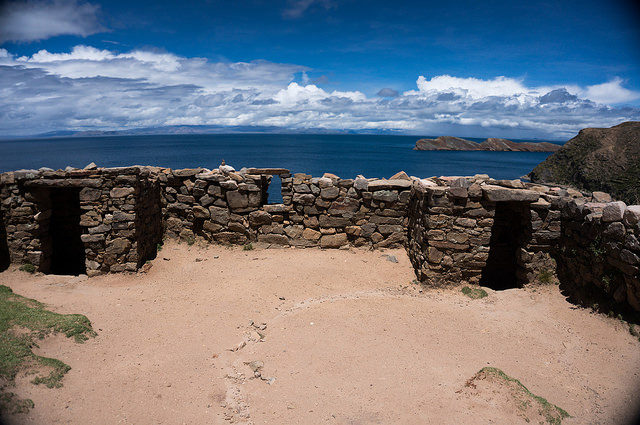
[0,134,557,181]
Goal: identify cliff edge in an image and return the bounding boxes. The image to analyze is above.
[414,136,561,152]
[529,121,640,204]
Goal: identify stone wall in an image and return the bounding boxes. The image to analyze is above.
[0,167,162,276]
[556,199,640,312]
[155,166,410,249]
[1,163,639,314]
[406,176,640,312]
[406,175,569,288]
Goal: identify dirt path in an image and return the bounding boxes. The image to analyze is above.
[1,241,639,424]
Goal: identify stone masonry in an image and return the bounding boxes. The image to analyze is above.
[0,163,638,313]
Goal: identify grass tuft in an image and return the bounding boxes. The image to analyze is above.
[243,243,254,251]
[461,286,488,299]
[0,285,96,414]
[538,269,554,284]
[18,264,36,274]
[475,367,570,425]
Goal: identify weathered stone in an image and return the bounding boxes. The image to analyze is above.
[110,187,135,198]
[80,234,105,243]
[320,186,340,200]
[318,215,350,228]
[113,210,135,222]
[454,218,476,227]
[192,205,210,218]
[320,233,348,248]
[448,187,468,199]
[354,177,369,191]
[368,179,411,190]
[79,187,102,201]
[328,198,360,215]
[176,194,195,204]
[284,225,304,238]
[226,191,248,209]
[258,234,289,245]
[623,205,640,226]
[264,204,287,213]
[602,201,626,222]
[372,190,398,203]
[203,220,223,233]
[390,171,411,181]
[249,210,272,226]
[378,224,403,235]
[482,185,539,202]
[106,238,131,255]
[292,193,316,205]
[592,191,612,203]
[209,206,230,224]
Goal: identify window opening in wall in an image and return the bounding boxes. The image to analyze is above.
[267,175,283,204]
[480,202,529,290]
[48,189,86,275]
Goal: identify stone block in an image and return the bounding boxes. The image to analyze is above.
[320,186,340,200]
[258,234,289,245]
[226,191,248,209]
[192,205,210,218]
[602,201,626,222]
[623,206,640,226]
[249,210,272,226]
[372,190,398,203]
[482,185,539,202]
[79,187,102,202]
[320,233,348,248]
[110,187,135,198]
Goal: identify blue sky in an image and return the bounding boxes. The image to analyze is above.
[1,0,639,138]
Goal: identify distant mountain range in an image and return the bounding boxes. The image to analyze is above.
[2,125,405,140]
[414,136,562,152]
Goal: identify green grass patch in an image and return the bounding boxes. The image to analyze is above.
[538,269,554,284]
[461,286,488,299]
[18,264,36,274]
[243,243,254,251]
[0,285,96,414]
[476,367,570,425]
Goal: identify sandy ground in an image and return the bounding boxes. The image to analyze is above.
[1,241,640,425]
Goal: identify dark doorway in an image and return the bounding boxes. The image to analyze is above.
[49,189,86,275]
[0,212,9,272]
[480,202,529,290]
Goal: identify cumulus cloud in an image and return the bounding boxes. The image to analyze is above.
[0,45,639,138]
[0,0,104,43]
[583,78,640,104]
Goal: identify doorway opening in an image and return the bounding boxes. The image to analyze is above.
[480,202,530,290]
[0,212,9,272]
[46,188,86,275]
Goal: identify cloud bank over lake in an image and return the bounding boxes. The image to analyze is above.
[1,45,639,138]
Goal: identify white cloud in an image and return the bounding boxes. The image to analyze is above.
[583,78,640,104]
[412,75,534,99]
[0,45,638,138]
[0,0,104,43]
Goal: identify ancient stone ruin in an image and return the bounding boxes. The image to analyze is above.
[1,164,638,315]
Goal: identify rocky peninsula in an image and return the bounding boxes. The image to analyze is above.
[414,136,562,152]
[530,121,640,205]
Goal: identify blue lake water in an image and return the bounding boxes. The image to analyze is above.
[0,134,557,181]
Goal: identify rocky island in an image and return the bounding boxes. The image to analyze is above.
[414,136,562,152]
